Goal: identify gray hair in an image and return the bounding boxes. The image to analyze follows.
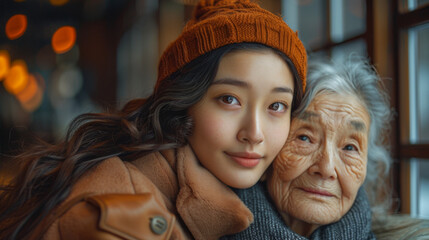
[294,55,393,215]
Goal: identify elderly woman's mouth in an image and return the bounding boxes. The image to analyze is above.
[299,187,335,197]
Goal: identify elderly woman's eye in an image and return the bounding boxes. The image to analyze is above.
[343,144,357,151]
[298,135,310,142]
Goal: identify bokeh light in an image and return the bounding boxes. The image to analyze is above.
[3,60,28,95]
[5,14,28,40]
[0,51,11,80]
[50,0,69,6]
[58,67,83,98]
[16,74,44,112]
[16,74,38,103]
[20,88,43,112]
[52,26,77,54]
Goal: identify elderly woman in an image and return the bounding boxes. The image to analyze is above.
[222,56,392,239]
[266,56,392,238]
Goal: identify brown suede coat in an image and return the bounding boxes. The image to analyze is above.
[42,146,253,240]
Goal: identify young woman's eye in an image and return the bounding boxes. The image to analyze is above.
[298,135,310,142]
[219,95,240,105]
[269,102,288,112]
[343,144,357,151]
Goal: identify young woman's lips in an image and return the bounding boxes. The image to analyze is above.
[226,152,262,168]
[301,187,335,197]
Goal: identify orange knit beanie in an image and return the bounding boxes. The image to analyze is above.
[157,0,307,91]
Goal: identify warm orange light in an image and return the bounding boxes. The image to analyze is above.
[16,74,38,103]
[52,26,76,54]
[20,85,43,112]
[0,51,10,80]
[15,73,44,112]
[5,14,27,40]
[3,60,28,95]
[49,0,69,6]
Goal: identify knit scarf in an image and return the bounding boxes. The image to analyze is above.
[221,182,376,240]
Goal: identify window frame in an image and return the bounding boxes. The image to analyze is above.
[297,0,429,215]
[307,0,375,62]
[393,0,429,215]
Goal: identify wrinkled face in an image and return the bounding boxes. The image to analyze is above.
[188,49,295,189]
[267,93,370,234]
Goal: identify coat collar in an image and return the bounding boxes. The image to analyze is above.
[162,146,253,240]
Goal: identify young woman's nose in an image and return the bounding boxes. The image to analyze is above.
[308,144,337,180]
[237,110,264,144]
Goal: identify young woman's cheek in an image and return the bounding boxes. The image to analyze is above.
[266,117,291,159]
[195,110,236,145]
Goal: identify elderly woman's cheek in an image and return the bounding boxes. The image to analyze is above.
[275,141,312,180]
[267,172,291,213]
[274,153,308,182]
[343,157,367,184]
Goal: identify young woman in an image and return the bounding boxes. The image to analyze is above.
[0,0,307,239]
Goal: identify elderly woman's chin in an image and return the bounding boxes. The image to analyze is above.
[268,176,359,237]
[288,192,351,234]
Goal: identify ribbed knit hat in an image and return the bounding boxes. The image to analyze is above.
[157,0,307,91]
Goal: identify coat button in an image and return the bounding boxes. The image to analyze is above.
[150,216,167,235]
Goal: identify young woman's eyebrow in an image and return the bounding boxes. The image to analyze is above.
[272,87,293,94]
[212,78,248,87]
[212,78,293,94]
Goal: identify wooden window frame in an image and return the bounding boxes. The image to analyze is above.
[393,0,429,214]
[308,0,374,62]
[393,2,429,158]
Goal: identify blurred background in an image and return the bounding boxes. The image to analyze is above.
[0,0,428,219]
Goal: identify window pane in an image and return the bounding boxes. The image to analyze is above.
[308,50,329,62]
[331,38,367,63]
[283,0,328,50]
[420,159,429,218]
[299,0,328,49]
[412,158,429,218]
[416,26,429,143]
[344,0,366,38]
[410,25,429,143]
[400,0,429,12]
[331,0,366,42]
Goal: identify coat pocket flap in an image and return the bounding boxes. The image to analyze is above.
[87,194,175,240]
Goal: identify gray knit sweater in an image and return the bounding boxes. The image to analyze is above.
[221,182,376,240]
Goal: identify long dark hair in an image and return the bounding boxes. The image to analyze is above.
[0,43,303,239]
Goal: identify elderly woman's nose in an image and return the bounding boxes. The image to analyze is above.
[237,111,264,144]
[308,146,338,180]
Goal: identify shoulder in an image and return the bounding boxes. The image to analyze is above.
[62,150,180,203]
[68,156,139,197]
[42,153,183,239]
